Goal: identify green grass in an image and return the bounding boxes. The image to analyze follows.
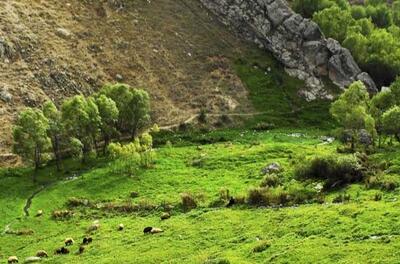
[234,49,338,130]
[1,129,400,263]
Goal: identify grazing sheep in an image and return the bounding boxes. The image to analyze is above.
[88,223,100,232]
[160,212,170,220]
[55,247,69,255]
[118,223,124,231]
[143,227,164,234]
[79,246,85,254]
[150,228,164,234]
[7,256,18,263]
[143,227,153,234]
[64,238,74,246]
[36,250,48,258]
[35,210,43,217]
[82,236,93,245]
[24,256,41,263]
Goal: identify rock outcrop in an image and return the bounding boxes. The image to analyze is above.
[200,0,378,97]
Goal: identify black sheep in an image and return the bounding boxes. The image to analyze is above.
[79,246,85,254]
[82,237,93,245]
[55,247,69,255]
[143,227,153,234]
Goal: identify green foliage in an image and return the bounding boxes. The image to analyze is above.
[330,81,376,149]
[13,108,50,172]
[313,6,355,42]
[252,240,271,253]
[99,83,151,137]
[309,0,400,86]
[95,94,119,152]
[294,155,363,189]
[42,101,64,170]
[62,95,101,161]
[382,106,400,141]
[180,192,197,211]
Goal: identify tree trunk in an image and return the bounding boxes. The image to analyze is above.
[52,135,62,171]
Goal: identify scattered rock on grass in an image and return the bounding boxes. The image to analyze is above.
[261,162,281,175]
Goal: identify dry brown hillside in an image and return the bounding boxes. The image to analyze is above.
[0,0,257,161]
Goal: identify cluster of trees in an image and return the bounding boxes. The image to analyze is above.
[293,0,400,87]
[331,80,400,150]
[13,83,151,177]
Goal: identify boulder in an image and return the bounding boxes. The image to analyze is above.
[0,87,12,102]
[261,162,281,175]
[55,28,72,39]
[200,0,377,97]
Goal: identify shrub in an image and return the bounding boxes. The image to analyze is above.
[374,192,382,201]
[332,193,351,203]
[253,122,275,131]
[198,109,207,123]
[247,187,269,206]
[252,240,271,253]
[67,197,91,207]
[286,182,318,204]
[52,210,74,219]
[365,175,398,191]
[294,155,364,189]
[180,193,197,211]
[219,188,230,202]
[260,174,280,188]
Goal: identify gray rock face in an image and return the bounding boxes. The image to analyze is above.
[200,0,378,96]
[0,86,12,102]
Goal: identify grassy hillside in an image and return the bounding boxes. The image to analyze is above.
[1,129,400,263]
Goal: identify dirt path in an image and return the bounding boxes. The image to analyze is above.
[159,111,269,130]
[22,182,58,217]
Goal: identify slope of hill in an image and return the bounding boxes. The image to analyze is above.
[0,0,258,159]
[1,130,400,263]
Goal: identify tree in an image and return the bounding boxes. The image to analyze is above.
[128,89,150,139]
[96,94,119,154]
[99,83,151,138]
[99,83,133,134]
[370,90,396,146]
[43,101,63,171]
[61,95,101,162]
[13,108,50,180]
[330,81,376,150]
[382,106,400,142]
[313,6,355,42]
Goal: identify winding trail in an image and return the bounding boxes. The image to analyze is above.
[22,182,57,217]
[159,111,270,130]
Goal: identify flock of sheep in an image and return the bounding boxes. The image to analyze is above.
[7,212,170,263]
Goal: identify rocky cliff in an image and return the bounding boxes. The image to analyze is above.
[200,0,378,99]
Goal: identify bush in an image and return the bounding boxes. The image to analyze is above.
[294,155,364,189]
[365,175,398,191]
[332,193,351,203]
[252,240,271,253]
[247,187,269,206]
[260,174,280,188]
[180,193,197,211]
[52,210,74,220]
[253,122,275,131]
[67,197,91,207]
[248,183,320,207]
